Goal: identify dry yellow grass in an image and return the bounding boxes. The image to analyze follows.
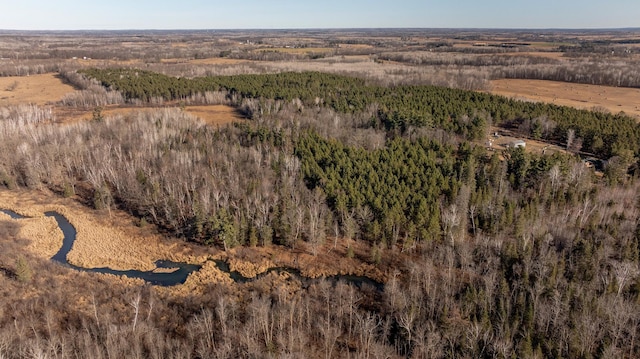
[220,243,387,283]
[494,51,565,60]
[178,260,234,290]
[0,187,387,295]
[0,189,208,272]
[69,58,145,67]
[337,44,374,49]
[226,252,276,278]
[55,105,242,126]
[185,105,244,126]
[0,188,252,296]
[256,47,335,54]
[0,210,63,259]
[189,57,250,65]
[0,73,75,106]
[159,58,191,64]
[490,79,640,119]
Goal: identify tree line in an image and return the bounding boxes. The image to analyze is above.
[80,68,640,158]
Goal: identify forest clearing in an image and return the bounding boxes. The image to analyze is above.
[0,73,75,106]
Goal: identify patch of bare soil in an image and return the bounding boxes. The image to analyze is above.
[482,126,567,156]
[490,79,640,119]
[0,74,75,106]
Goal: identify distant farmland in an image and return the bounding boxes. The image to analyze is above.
[490,79,640,119]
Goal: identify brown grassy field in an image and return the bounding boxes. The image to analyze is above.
[0,189,209,272]
[55,104,243,126]
[337,43,374,49]
[496,51,566,60]
[0,189,244,296]
[0,73,75,106]
[0,209,64,260]
[188,57,250,65]
[69,58,145,67]
[185,104,245,126]
[490,79,640,119]
[255,47,335,54]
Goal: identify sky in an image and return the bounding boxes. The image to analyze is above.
[0,0,638,30]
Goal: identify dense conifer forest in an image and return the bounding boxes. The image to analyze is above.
[80,68,640,159]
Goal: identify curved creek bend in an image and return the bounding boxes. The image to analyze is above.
[2,209,201,285]
[1,209,384,289]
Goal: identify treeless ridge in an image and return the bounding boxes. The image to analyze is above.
[490,78,640,119]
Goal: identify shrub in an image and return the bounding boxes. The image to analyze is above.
[15,256,32,283]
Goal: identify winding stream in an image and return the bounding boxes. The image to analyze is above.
[1,209,200,286]
[1,209,384,290]
[213,259,384,290]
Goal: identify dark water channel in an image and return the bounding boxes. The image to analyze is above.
[213,259,384,291]
[2,209,384,290]
[2,209,200,286]
[1,209,24,220]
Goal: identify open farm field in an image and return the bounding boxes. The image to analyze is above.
[490,78,640,119]
[337,43,374,49]
[256,47,335,54]
[70,58,146,67]
[496,51,566,59]
[188,57,251,65]
[0,73,75,106]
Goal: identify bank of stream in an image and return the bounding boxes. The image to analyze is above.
[213,259,384,291]
[1,209,200,286]
[1,209,384,290]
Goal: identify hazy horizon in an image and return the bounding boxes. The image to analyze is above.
[0,27,639,33]
[2,0,638,31]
